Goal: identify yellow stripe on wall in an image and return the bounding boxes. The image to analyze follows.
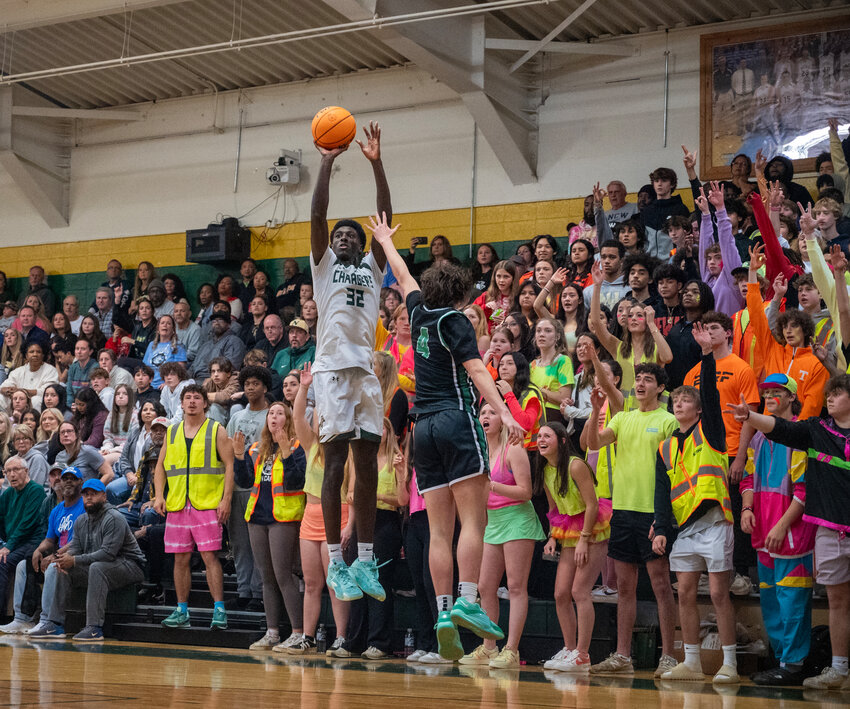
[2,191,693,278]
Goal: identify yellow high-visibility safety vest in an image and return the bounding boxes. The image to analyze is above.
[658,423,733,527]
[163,419,224,512]
[244,441,306,523]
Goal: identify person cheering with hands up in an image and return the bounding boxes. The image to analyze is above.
[653,322,740,685]
[726,374,850,691]
[697,181,744,317]
[365,210,523,661]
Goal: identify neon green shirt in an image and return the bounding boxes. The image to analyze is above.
[530,354,575,411]
[608,406,677,513]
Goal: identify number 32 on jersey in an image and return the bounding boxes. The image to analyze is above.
[345,288,365,308]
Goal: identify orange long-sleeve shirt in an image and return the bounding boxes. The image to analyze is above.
[746,283,829,420]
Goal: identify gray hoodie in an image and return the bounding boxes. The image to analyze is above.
[65,504,145,568]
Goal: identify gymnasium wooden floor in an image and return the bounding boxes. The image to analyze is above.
[0,637,848,708]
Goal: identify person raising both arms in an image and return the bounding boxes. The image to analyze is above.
[365,211,523,661]
[309,121,391,602]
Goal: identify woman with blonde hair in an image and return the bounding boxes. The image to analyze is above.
[233,400,307,653]
[464,304,491,355]
[37,407,64,443]
[530,318,575,422]
[372,351,408,440]
[1,328,23,375]
[289,364,354,657]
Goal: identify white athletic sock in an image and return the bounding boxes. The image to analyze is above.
[721,644,737,670]
[436,595,452,613]
[458,581,478,602]
[268,629,280,640]
[684,643,702,671]
[832,656,849,674]
[328,544,343,563]
[358,542,374,563]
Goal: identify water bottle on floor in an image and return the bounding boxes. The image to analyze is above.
[403,628,415,657]
[316,624,327,653]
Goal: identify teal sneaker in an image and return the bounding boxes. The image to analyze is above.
[326,560,363,601]
[450,597,504,640]
[210,607,228,630]
[435,610,464,661]
[161,608,190,629]
[348,558,386,601]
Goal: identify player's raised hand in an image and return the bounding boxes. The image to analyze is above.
[315,142,348,159]
[355,121,381,162]
[366,212,400,245]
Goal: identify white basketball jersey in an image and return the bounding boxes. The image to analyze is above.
[311,247,384,373]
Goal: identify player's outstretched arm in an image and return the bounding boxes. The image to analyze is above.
[366,212,418,296]
[357,122,392,271]
[311,142,348,259]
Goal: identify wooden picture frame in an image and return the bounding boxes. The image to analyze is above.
[700,18,850,181]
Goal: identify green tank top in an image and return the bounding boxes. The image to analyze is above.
[544,459,585,516]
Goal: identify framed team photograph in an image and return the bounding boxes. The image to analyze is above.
[699,18,850,181]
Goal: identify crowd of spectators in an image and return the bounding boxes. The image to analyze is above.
[0,120,849,687]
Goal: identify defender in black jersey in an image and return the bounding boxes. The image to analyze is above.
[366,212,522,660]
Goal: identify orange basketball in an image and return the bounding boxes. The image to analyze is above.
[311,106,356,150]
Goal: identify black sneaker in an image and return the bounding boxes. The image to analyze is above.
[752,666,805,686]
[225,596,251,610]
[246,598,264,613]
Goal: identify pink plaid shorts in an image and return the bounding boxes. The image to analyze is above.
[164,502,223,553]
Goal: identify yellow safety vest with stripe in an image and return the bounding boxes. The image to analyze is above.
[244,441,306,523]
[163,419,224,512]
[658,422,733,527]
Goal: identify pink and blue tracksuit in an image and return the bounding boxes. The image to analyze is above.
[743,430,817,666]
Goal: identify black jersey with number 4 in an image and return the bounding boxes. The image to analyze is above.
[406,291,481,418]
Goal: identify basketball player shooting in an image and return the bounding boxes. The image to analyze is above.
[310,121,391,603]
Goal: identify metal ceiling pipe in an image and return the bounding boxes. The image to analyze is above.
[0,0,558,85]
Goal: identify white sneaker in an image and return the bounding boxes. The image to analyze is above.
[544,647,573,670]
[406,649,427,663]
[277,632,303,649]
[803,665,850,690]
[550,650,592,673]
[419,651,453,664]
[249,631,280,650]
[496,586,510,600]
[0,619,35,635]
[729,573,753,596]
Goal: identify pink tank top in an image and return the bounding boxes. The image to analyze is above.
[409,470,426,514]
[487,449,520,510]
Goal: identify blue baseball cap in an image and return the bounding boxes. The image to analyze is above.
[60,466,83,479]
[760,372,798,396]
[81,479,106,493]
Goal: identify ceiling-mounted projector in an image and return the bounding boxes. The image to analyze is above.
[266,149,301,185]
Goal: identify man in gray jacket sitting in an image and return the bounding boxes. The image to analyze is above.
[30,478,145,642]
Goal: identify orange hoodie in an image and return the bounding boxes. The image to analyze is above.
[746,283,829,420]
